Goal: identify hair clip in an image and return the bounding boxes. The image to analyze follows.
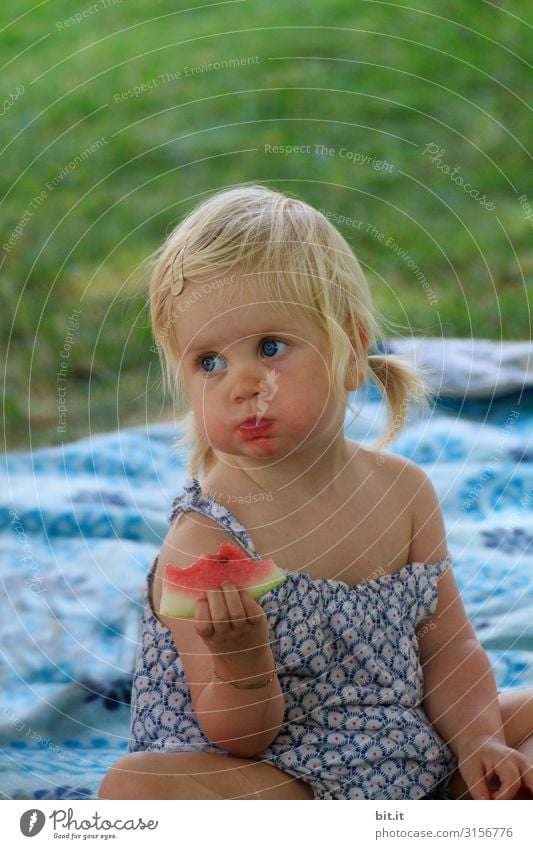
[170,245,186,296]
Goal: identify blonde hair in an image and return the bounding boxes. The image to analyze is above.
[148,183,431,480]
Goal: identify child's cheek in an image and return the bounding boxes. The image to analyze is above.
[203,411,234,448]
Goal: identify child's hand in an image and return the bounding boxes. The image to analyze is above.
[193,583,271,672]
[457,736,533,799]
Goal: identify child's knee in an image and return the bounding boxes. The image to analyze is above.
[98,753,155,800]
[499,688,533,748]
[98,751,228,799]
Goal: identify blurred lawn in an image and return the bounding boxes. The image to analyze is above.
[1,0,531,451]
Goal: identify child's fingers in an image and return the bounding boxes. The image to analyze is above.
[491,763,521,800]
[461,761,490,800]
[220,582,247,626]
[194,597,214,639]
[194,587,265,641]
[521,763,533,796]
[240,588,266,624]
[205,586,232,632]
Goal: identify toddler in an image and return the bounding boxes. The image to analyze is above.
[100,184,533,800]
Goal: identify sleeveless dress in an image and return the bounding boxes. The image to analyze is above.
[128,475,458,800]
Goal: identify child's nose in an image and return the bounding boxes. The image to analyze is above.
[230,363,266,403]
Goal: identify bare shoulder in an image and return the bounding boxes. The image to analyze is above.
[352,440,428,489]
[380,453,449,564]
[352,442,449,564]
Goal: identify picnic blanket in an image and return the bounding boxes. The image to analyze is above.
[1,338,532,800]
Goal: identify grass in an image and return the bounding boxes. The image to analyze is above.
[1,0,531,451]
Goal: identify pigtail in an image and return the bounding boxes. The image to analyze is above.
[173,411,219,480]
[367,353,432,450]
[189,432,218,480]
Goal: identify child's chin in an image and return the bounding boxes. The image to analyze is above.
[242,436,275,457]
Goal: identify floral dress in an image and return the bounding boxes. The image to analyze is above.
[128,476,458,799]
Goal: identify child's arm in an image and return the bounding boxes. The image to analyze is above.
[409,466,533,800]
[418,568,530,799]
[152,512,284,759]
[191,584,284,756]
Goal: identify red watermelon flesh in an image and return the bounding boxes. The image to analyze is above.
[159,542,286,618]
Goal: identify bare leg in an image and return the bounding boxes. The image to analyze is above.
[447,687,533,799]
[99,750,315,800]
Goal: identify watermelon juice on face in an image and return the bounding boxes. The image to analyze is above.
[236,416,275,455]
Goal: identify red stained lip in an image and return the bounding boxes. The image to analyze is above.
[237,417,274,435]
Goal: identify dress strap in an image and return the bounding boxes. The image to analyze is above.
[167,475,263,561]
[167,476,203,521]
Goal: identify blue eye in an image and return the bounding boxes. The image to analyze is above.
[261,339,288,358]
[199,353,225,374]
[197,338,288,374]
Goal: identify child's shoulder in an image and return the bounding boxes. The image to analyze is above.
[352,440,448,562]
[350,438,430,489]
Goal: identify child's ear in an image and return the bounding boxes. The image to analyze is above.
[344,328,367,391]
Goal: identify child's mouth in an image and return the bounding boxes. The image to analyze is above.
[237,418,274,438]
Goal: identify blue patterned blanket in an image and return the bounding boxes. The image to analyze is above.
[1,378,532,800]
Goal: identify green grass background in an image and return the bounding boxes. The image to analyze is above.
[1,0,531,450]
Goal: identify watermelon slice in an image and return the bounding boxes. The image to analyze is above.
[159,542,286,618]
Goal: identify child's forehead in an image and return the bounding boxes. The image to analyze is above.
[173,279,316,351]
